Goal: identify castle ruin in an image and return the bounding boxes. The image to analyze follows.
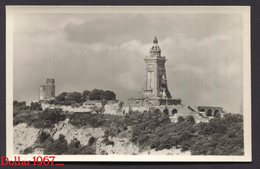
[39,78,55,100]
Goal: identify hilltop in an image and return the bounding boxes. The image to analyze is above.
[13,100,243,155]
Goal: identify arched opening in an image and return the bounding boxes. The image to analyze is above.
[163,109,169,116]
[213,110,220,117]
[155,109,160,114]
[143,110,148,114]
[170,109,177,116]
[206,109,213,116]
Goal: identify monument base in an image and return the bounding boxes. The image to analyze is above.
[128,97,182,107]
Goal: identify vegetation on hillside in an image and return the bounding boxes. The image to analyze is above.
[23,132,96,155]
[64,110,244,155]
[14,100,244,155]
[13,101,65,128]
[43,134,96,155]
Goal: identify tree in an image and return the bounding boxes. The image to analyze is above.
[13,100,30,117]
[56,92,67,102]
[13,100,18,107]
[44,134,68,155]
[30,102,43,111]
[89,89,104,100]
[185,115,195,125]
[88,136,96,146]
[178,116,185,123]
[66,92,81,103]
[33,108,66,128]
[13,101,28,109]
[82,90,90,101]
[103,90,116,100]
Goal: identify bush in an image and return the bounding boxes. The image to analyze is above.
[88,136,96,146]
[177,116,185,123]
[38,132,50,143]
[33,108,66,128]
[185,115,195,125]
[78,146,96,155]
[127,110,243,155]
[13,107,66,128]
[13,101,30,118]
[22,147,33,154]
[189,113,244,155]
[30,102,43,111]
[44,134,68,155]
[13,109,37,126]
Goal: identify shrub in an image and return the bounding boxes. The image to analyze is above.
[13,101,30,118]
[33,108,66,128]
[30,102,43,111]
[177,116,185,123]
[22,147,33,154]
[185,115,195,125]
[44,134,68,155]
[78,146,96,154]
[88,136,96,146]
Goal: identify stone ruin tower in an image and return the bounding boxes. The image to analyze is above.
[39,78,55,100]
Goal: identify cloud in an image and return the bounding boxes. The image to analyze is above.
[83,43,119,53]
[116,72,142,91]
[12,13,244,113]
[119,34,196,56]
[120,40,150,55]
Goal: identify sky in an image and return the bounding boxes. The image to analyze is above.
[13,12,244,113]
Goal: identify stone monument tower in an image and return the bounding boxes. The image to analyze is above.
[129,37,181,107]
[140,36,172,99]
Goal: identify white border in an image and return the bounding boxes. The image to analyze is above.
[6,6,251,162]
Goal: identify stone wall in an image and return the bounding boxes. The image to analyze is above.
[128,97,181,107]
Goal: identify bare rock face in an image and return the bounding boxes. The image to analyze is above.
[103,104,118,115]
[103,104,126,115]
[96,137,139,155]
[51,119,139,155]
[52,118,104,146]
[13,119,104,154]
[13,120,190,155]
[13,119,139,155]
[13,123,40,154]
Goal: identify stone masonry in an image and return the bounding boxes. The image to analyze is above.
[129,37,181,107]
[39,78,55,100]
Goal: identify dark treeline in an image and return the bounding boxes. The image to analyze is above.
[46,89,116,106]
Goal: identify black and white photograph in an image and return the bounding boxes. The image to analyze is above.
[6,6,251,162]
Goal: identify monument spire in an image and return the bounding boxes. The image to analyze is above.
[153,36,158,44]
[150,36,161,57]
